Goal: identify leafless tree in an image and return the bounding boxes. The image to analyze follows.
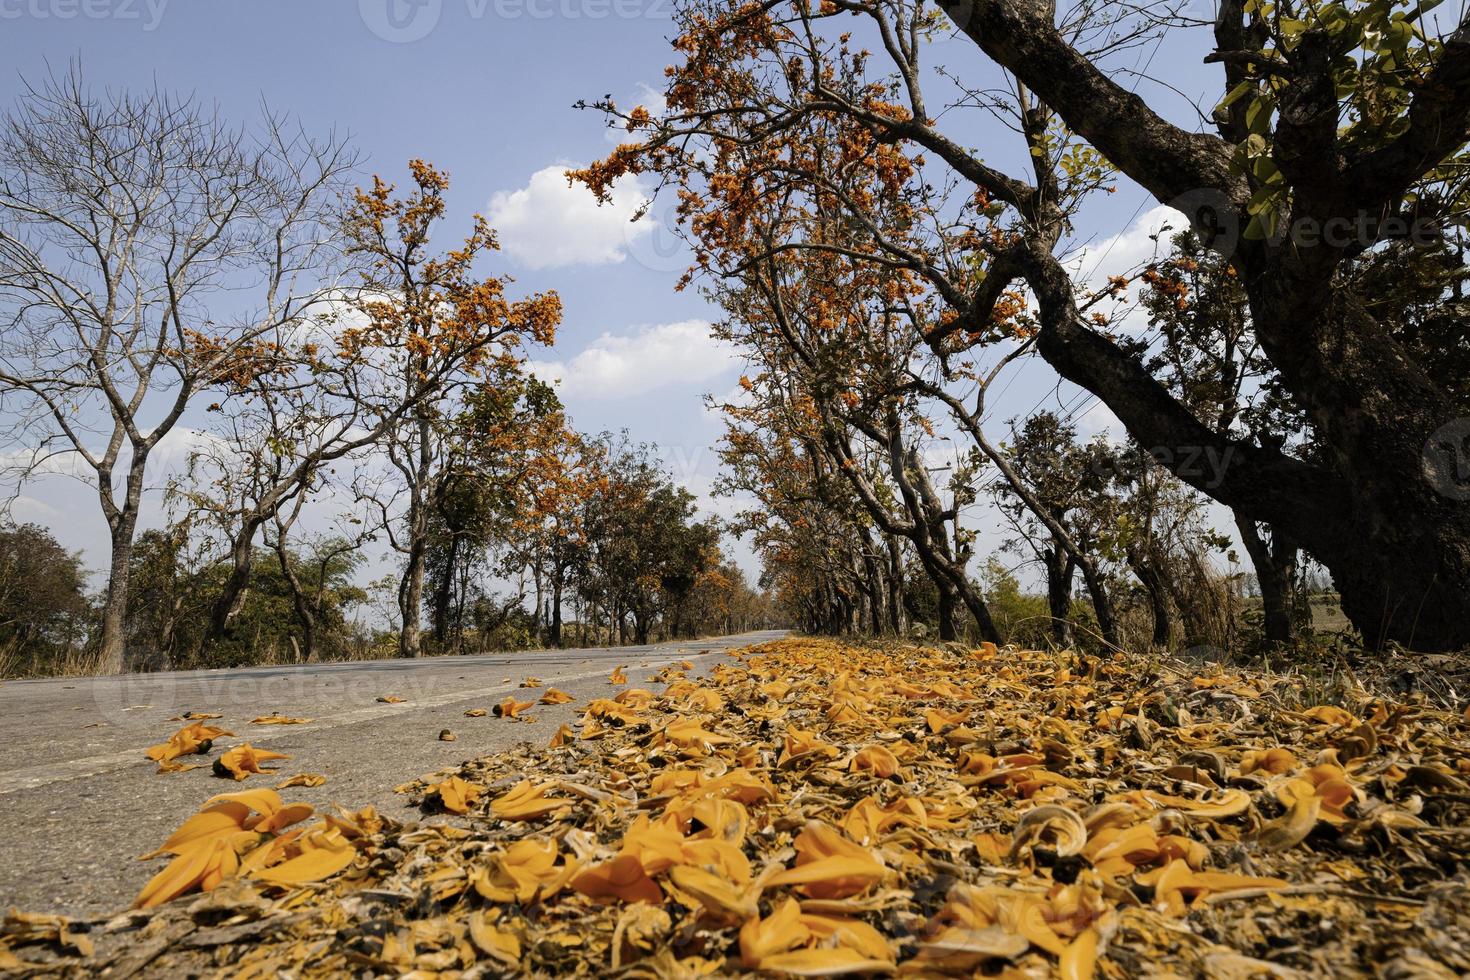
[0,66,356,671]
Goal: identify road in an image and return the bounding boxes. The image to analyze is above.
[0,630,785,918]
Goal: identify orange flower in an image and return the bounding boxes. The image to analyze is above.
[489,780,573,821]
[778,727,840,767]
[212,744,290,781]
[429,775,485,814]
[1240,747,1297,775]
[144,721,234,768]
[472,839,577,904]
[493,696,535,719]
[767,822,885,899]
[570,853,662,904]
[849,744,901,779]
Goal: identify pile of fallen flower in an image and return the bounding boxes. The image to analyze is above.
[5,638,1470,978]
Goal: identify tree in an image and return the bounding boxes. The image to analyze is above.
[0,522,90,672]
[991,413,1119,648]
[579,0,1470,650]
[700,187,1003,642]
[265,509,368,663]
[426,374,580,651]
[343,161,560,657]
[0,68,355,671]
[1136,231,1307,646]
[578,439,718,645]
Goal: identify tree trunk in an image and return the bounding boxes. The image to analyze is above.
[432,534,459,647]
[96,453,150,675]
[1235,512,1301,647]
[97,516,138,675]
[1128,548,1173,649]
[550,572,564,648]
[273,538,318,662]
[207,534,257,646]
[398,536,427,658]
[885,536,906,634]
[935,580,958,642]
[1044,545,1077,647]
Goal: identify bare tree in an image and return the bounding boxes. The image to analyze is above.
[0,67,355,671]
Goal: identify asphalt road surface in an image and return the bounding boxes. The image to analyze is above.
[0,630,786,918]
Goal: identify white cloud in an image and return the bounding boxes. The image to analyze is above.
[1075,399,1127,444]
[487,164,653,270]
[1069,204,1186,290]
[604,82,668,144]
[10,494,63,523]
[1065,204,1188,337]
[530,320,738,399]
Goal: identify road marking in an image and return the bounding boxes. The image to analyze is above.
[0,653,717,795]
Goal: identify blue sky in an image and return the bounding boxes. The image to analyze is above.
[0,0,1234,590]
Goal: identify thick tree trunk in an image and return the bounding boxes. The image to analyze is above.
[97,517,138,675]
[207,536,257,645]
[96,454,149,675]
[885,536,906,634]
[935,580,958,641]
[398,537,427,658]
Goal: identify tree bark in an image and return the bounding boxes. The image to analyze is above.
[1235,512,1301,647]
[1127,547,1173,649]
[885,535,906,635]
[95,452,149,674]
[927,0,1470,650]
[398,529,428,658]
[935,579,958,641]
[1044,545,1077,647]
[97,515,138,675]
